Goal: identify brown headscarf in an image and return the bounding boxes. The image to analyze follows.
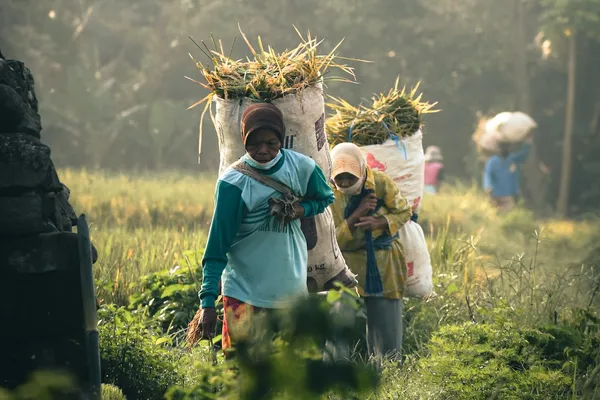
[241,103,286,145]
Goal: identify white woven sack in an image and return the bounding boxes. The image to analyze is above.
[397,221,433,298]
[480,112,537,152]
[359,130,425,213]
[496,111,537,143]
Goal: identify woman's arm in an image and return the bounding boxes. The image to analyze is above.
[199,180,247,308]
[330,194,366,250]
[299,165,335,218]
[509,142,532,164]
[483,159,495,193]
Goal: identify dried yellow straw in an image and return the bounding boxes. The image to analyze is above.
[186,26,365,161]
[326,78,439,146]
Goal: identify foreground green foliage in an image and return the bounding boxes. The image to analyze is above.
[0,372,79,400]
[101,384,127,400]
[0,374,128,400]
[166,288,379,400]
[98,306,185,400]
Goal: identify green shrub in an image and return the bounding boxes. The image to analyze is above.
[102,384,127,400]
[98,305,184,400]
[128,254,202,334]
[534,308,600,394]
[164,361,237,400]
[416,308,572,399]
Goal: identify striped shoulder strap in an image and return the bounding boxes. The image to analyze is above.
[231,160,294,197]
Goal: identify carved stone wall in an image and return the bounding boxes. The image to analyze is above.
[0,51,98,395]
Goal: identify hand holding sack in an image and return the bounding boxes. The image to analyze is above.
[356,193,378,216]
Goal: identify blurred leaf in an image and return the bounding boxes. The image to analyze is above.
[155,337,171,345]
[326,289,342,304]
[161,284,189,298]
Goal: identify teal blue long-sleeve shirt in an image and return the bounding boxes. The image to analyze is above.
[200,150,334,309]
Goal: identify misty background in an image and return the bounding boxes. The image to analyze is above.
[1,0,599,216]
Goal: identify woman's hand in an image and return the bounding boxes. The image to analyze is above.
[199,307,217,339]
[352,193,378,219]
[354,216,388,231]
[270,199,305,225]
[346,193,378,231]
[293,202,305,219]
[281,202,305,224]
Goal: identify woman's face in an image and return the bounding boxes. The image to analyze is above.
[245,129,281,162]
[334,172,360,189]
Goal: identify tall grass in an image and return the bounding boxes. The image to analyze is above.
[92,228,207,305]
[423,184,599,318]
[60,168,600,314]
[61,168,214,304]
[57,169,600,399]
[61,168,216,230]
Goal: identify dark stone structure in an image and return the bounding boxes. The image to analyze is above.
[0,51,100,398]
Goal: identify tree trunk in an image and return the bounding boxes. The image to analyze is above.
[514,0,531,113]
[513,0,549,213]
[556,32,577,217]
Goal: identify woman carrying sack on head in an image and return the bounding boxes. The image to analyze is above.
[329,143,412,361]
[483,136,533,213]
[195,103,335,357]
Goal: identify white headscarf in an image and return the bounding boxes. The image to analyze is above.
[330,143,367,196]
[424,145,443,162]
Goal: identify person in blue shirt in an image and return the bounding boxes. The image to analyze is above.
[483,135,532,212]
[195,103,335,357]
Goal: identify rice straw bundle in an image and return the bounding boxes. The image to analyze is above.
[186,307,203,349]
[326,78,439,146]
[186,26,363,130]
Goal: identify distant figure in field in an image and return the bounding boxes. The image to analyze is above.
[483,135,532,213]
[423,146,444,195]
